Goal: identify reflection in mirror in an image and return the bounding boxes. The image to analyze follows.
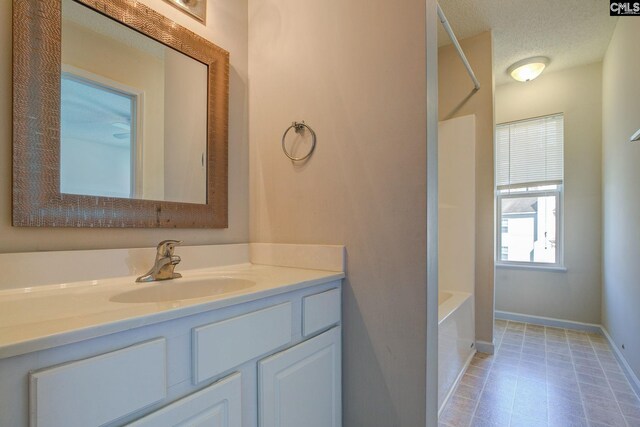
[61,0,208,204]
[61,71,139,198]
[13,0,229,228]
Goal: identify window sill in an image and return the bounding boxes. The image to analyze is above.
[496,263,568,273]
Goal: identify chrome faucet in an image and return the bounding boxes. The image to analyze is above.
[136,240,183,282]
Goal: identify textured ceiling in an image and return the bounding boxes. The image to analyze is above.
[437,0,619,85]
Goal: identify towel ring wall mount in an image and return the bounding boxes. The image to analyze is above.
[281,121,317,161]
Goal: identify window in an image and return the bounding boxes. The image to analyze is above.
[501,246,509,259]
[496,114,564,267]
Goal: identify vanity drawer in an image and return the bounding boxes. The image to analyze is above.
[193,303,292,384]
[303,288,341,336]
[29,339,166,427]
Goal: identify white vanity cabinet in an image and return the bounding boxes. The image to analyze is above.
[258,327,341,427]
[0,281,342,427]
[29,339,168,427]
[127,372,242,427]
[192,302,293,384]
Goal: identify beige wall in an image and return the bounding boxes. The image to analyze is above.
[438,32,495,347]
[602,19,640,378]
[0,0,249,253]
[495,63,603,324]
[248,0,431,424]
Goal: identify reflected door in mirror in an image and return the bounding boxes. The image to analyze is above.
[61,0,208,204]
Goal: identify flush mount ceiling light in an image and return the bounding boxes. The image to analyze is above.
[507,57,550,82]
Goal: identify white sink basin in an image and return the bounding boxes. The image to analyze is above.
[110,277,256,303]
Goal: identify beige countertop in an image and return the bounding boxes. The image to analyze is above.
[0,263,344,359]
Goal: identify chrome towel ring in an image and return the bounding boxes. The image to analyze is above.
[281,121,317,161]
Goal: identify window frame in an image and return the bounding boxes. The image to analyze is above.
[495,113,566,270]
[496,184,564,270]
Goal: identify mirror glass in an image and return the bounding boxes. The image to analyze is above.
[60,0,208,204]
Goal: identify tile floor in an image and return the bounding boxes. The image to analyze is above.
[439,320,640,427]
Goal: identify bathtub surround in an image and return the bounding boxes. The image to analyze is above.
[602,18,640,386]
[438,291,475,414]
[0,0,250,252]
[494,62,603,325]
[438,115,476,297]
[438,32,495,353]
[438,115,477,413]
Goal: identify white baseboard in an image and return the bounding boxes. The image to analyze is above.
[495,311,601,333]
[475,340,494,355]
[438,349,476,416]
[600,327,640,398]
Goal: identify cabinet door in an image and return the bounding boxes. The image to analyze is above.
[127,372,241,427]
[258,327,341,427]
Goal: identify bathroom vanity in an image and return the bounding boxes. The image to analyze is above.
[0,244,344,427]
[7,1,345,423]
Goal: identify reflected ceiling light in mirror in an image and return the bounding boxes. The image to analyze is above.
[507,57,550,82]
[163,0,206,23]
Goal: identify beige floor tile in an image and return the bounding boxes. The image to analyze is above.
[471,412,511,427]
[584,405,627,427]
[510,413,548,427]
[456,383,484,401]
[440,405,473,427]
[440,321,638,427]
[447,394,478,415]
[547,414,588,427]
[548,399,586,422]
[619,401,640,419]
[625,416,640,427]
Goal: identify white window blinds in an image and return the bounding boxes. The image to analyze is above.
[496,114,564,189]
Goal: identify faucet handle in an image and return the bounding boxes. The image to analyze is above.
[157,240,182,256]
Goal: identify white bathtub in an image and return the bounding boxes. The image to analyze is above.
[438,291,475,413]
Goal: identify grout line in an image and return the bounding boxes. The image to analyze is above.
[507,321,525,426]
[466,349,492,424]
[564,327,593,427]
[543,324,550,427]
[442,321,637,427]
[589,333,631,427]
[466,325,505,425]
[438,349,477,417]
[600,326,640,399]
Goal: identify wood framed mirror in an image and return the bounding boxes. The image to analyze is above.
[13,0,229,228]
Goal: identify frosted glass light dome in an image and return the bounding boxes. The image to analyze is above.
[508,57,550,82]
